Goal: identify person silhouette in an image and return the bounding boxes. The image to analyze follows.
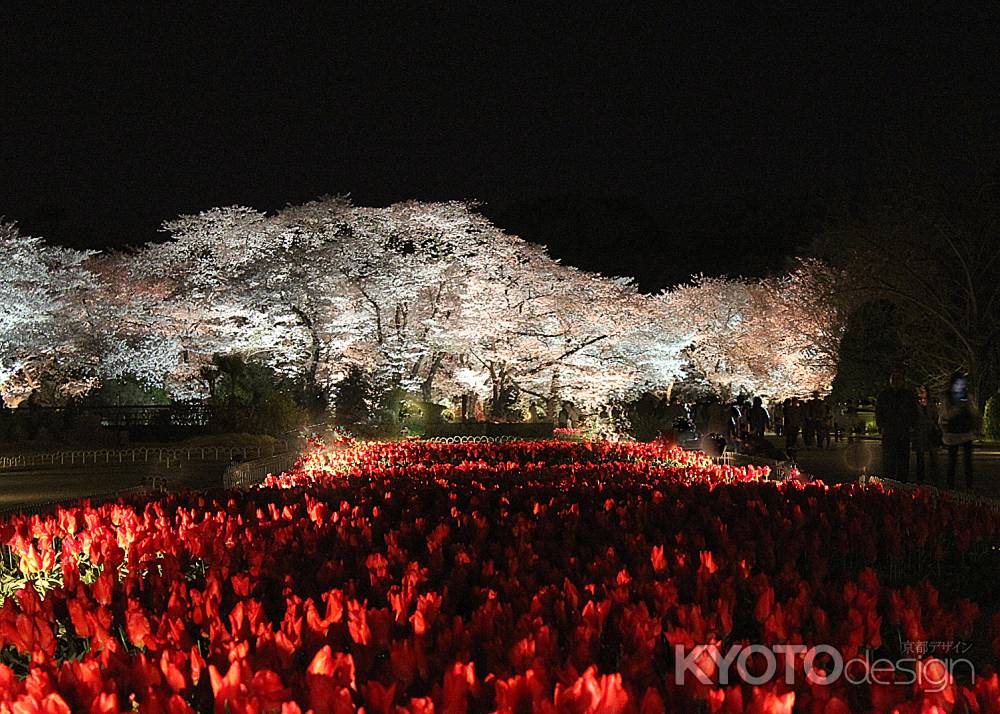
[748,396,770,440]
[875,371,918,482]
[913,384,939,484]
[939,372,978,489]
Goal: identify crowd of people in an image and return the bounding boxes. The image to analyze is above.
[875,370,980,489]
[679,392,842,461]
[653,370,983,492]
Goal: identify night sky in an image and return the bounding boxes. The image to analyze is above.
[3,6,998,289]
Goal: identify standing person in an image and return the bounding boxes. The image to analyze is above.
[875,371,918,482]
[817,397,833,449]
[663,395,686,429]
[913,384,939,484]
[939,372,978,489]
[748,396,770,440]
[803,392,824,448]
[738,397,751,438]
[832,402,844,443]
[772,400,784,437]
[725,402,742,445]
[697,399,713,435]
[801,403,815,447]
[784,398,801,453]
[705,396,726,436]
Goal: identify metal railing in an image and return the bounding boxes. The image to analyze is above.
[1,403,214,428]
[0,448,303,518]
[223,452,302,490]
[714,450,795,481]
[0,484,150,519]
[855,473,1000,585]
[0,443,292,471]
[860,473,1000,512]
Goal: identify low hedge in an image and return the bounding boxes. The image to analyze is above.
[984,392,1000,442]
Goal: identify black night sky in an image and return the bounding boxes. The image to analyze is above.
[3,5,998,289]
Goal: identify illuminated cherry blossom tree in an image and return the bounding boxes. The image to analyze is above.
[664,276,754,396]
[82,253,206,397]
[754,258,845,395]
[665,271,841,398]
[116,200,840,407]
[1,199,843,410]
[0,220,97,405]
[465,260,686,414]
[125,205,355,397]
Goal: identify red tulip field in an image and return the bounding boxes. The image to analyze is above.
[1,438,1000,712]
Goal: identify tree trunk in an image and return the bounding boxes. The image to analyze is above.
[420,353,445,402]
[291,306,321,389]
[488,362,513,420]
[545,370,561,423]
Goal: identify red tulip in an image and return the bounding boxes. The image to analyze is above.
[552,666,628,714]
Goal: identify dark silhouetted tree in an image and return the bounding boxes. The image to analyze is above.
[333,365,375,426]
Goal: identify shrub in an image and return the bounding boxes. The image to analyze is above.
[984,392,1000,441]
[333,365,375,426]
[84,375,170,406]
[624,393,673,441]
[202,354,315,436]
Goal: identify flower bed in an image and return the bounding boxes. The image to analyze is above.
[0,440,998,712]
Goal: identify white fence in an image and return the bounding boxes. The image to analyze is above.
[421,435,520,444]
[0,449,301,519]
[0,443,293,471]
[0,484,150,519]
